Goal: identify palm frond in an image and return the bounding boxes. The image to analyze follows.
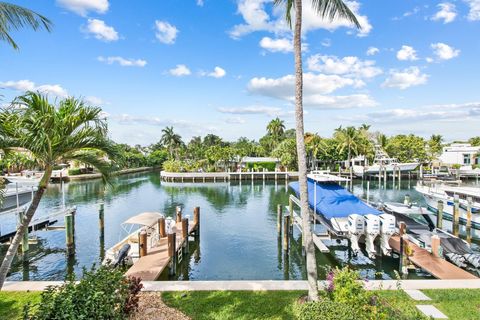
[63,151,115,185]
[311,0,361,29]
[274,0,294,28]
[0,2,52,49]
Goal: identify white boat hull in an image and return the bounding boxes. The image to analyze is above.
[422,194,480,229]
[353,163,419,176]
[1,188,35,212]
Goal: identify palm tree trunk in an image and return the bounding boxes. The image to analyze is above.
[294,0,319,301]
[0,166,52,289]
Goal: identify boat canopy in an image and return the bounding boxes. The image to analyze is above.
[123,212,164,226]
[289,178,381,220]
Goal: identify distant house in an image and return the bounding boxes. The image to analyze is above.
[439,143,480,166]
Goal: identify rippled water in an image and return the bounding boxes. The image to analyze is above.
[1,172,478,281]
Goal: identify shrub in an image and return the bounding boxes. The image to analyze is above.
[246,162,277,172]
[67,168,82,176]
[452,164,461,169]
[295,298,369,320]
[23,265,142,320]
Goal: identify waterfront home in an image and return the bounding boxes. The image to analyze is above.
[439,143,480,166]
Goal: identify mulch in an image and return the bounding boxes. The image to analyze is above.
[129,292,190,320]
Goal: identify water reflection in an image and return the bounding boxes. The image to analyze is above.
[1,171,478,281]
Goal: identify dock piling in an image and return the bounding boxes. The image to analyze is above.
[176,206,182,223]
[277,204,282,234]
[399,222,408,275]
[436,200,444,229]
[193,207,200,238]
[158,217,166,238]
[168,232,177,275]
[466,197,473,241]
[18,210,29,254]
[182,218,189,254]
[99,204,105,260]
[453,195,460,236]
[65,214,74,255]
[283,215,290,252]
[431,235,440,257]
[139,229,148,257]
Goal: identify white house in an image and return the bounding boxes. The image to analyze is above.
[439,143,480,166]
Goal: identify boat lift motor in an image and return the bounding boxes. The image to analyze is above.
[379,214,396,256]
[364,214,380,259]
[113,243,131,267]
[347,214,365,256]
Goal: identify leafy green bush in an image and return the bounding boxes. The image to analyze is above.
[452,164,461,169]
[246,162,277,171]
[294,267,426,320]
[23,265,142,320]
[67,168,82,176]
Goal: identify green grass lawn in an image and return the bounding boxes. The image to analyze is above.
[423,289,480,320]
[162,291,303,320]
[0,291,41,320]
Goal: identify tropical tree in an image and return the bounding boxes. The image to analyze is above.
[334,126,361,168]
[386,134,427,163]
[0,92,118,289]
[469,136,480,147]
[267,117,285,141]
[0,2,52,49]
[160,126,183,159]
[272,138,297,170]
[274,0,360,301]
[428,134,443,160]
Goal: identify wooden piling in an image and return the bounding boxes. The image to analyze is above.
[139,229,148,257]
[453,195,460,236]
[176,206,182,223]
[193,206,200,237]
[431,235,440,257]
[158,217,166,238]
[437,200,444,229]
[182,218,189,253]
[283,215,290,251]
[65,214,74,254]
[399,221,408,275]
[466,197,473,241]
[277,204,282,234]
[99,203,105,232]
[167,232,176,275]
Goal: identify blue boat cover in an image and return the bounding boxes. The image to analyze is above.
[289,178,381,220]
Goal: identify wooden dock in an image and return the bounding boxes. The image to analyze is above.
[125,220,198,281]
[160,171,299,183]
[286,206,329,253]
[389,235,477,280]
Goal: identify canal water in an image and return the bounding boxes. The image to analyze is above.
[1,171,479,281]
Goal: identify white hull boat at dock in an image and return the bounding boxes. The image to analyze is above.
[415,184,480,229]
[0,185,37,212]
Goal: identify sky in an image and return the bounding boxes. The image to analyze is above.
[1,0,480,145]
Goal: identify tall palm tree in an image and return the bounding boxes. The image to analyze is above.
[0,2,52,50]
[160,126,183,159]
[274,0,360,301]
[0,92,117,289]
[335,126,360,168]
[267,117,285,140]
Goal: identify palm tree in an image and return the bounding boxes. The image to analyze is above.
[335,126,361,168]
[0,92,117,289]
[160,126,183,159]
[274,0,360,301]
[267,117,285,140]
[0,2,52,50]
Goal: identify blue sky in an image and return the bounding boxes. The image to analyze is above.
[1,0,480,145]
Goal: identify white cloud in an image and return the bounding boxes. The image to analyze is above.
[431,3,457,23]
[0,80,68,97]
[196,0,204,6]
[84,96,104,105]
[382,67,428,89]
[225,117,246,124]
[306,55,382,79]
[431,42,460,60]
[229,0,371,38]
[207,66,226,78]
[57,0,109,16]
[169,64,191,77]
[155,20,178,44]
[97,56,147,67]
[396,45,418,61]
[366,47,379,56]
[464,0,480,21]
[301,94,377,109]
[83,19,119,42]
[259,37,293,53]
[218,105,283,116]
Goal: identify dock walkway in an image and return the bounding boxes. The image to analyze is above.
[125,221,197,281]
[160,171,299,182]
[287,206,329,253]
[389,235,477,280]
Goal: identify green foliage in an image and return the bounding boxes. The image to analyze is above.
[0,291,41,320]
[469,136,480,147]
[294,298,369,320]
[246,161,277,171]
[452,164,462,169]
[23,265,142,320]
[386,134,427,163]
[147,149,168,167]
[272,138,297,170]
[67,168,82,176]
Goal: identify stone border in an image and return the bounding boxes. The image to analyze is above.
[3,279,480,292]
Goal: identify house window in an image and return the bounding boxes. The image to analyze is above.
[463,154,471,165]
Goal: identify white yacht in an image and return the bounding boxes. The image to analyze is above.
[1,184,37,212]
[415,184,480,229]
[104,212,169,266]
[353,145,419,177]
[457,165,480,178]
